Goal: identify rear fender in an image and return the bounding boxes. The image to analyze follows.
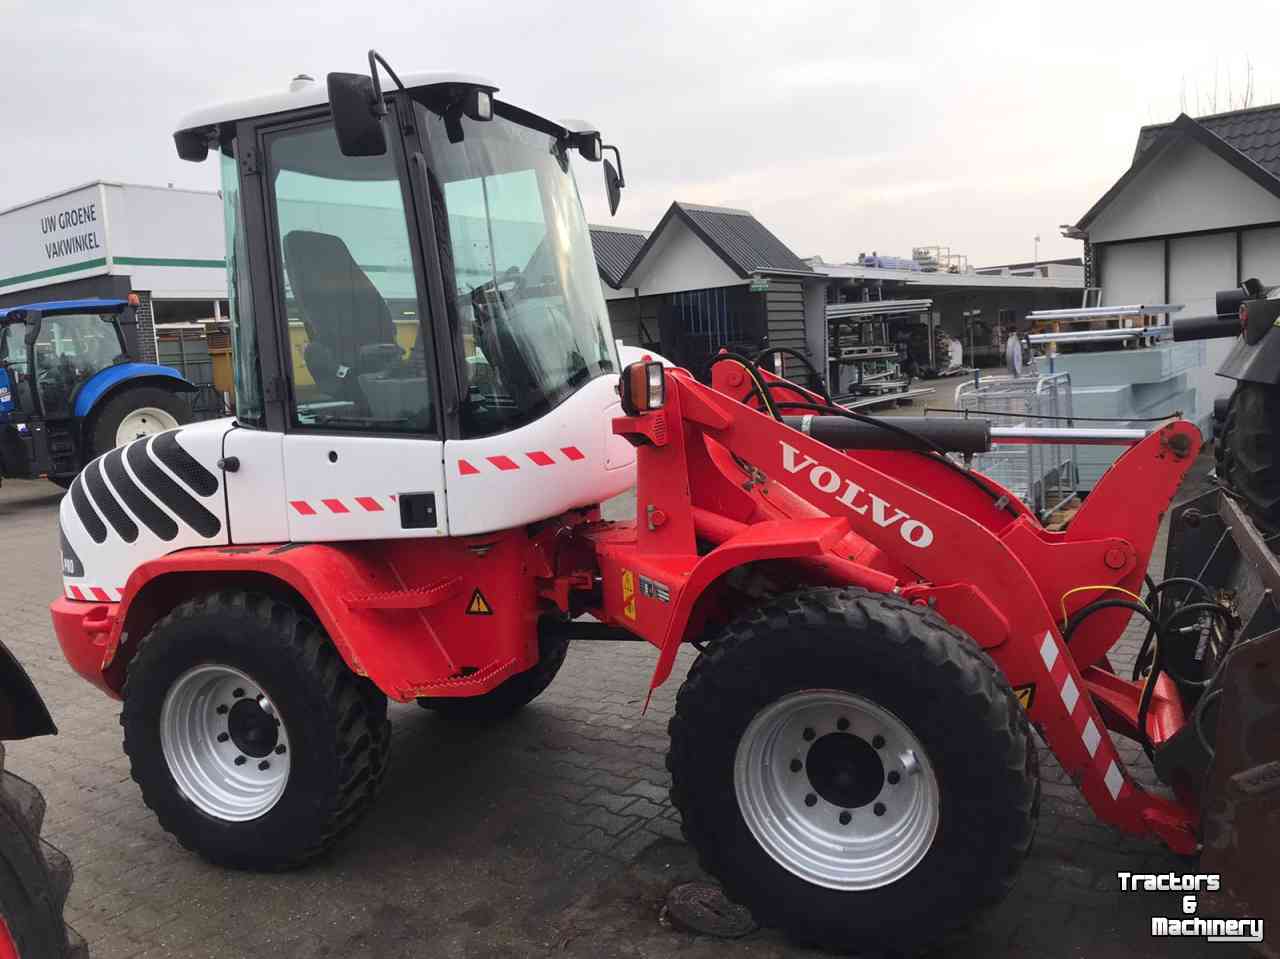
[105,543,456,702]
[104,535,540,702]
[1217,321,1280,385]
[73,364,195,420]
[0,641,56,740]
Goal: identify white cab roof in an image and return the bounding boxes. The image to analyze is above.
[175,71,498,134]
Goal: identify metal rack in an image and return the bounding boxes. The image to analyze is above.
[826,298,936,409]
[951,372,1078,519]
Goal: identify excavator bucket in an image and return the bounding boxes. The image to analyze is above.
[1199,625,1280,939]
[1167,490,1280,935]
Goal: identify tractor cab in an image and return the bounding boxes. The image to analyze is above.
[174,59,635,536]
[0,298,194,485]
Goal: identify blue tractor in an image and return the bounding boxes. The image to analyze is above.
[0,297,195,488]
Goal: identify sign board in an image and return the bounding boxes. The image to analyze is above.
[749,277,770,293]
[0,184,109,295]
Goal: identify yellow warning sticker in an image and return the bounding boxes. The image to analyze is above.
[466,589,493,616]
[621,569,637,621]
[1013,684,1035,711]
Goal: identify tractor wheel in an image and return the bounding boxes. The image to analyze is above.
[418,624,569,722]
[89,386,191,458]
[0,745,87,958]
[667,587,1038,954]
[121,591,390,871]
[1219,382,1280,534]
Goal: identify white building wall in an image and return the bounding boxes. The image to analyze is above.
[1089,139,1280,244]
[103,184,226,298]
[1241,226,1280,285]
[625,217,743,296]
[1099,241,1163,305]
[0,183,109,296]
[1168,231,1237,422]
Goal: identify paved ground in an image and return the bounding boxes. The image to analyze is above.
[0,469,1257,959]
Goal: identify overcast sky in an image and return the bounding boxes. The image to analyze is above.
[4,0,1279,266]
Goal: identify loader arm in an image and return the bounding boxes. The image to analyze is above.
[611,368,1203,851]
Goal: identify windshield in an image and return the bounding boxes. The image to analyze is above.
[416,99,617,437]
[2,313,122,418]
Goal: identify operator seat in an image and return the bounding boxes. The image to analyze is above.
[282,230,399,401]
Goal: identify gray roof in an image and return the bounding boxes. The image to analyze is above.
[1135,104,1280,177]
[1077,109,1280,230]
[620,202,812,285]
[589,225,648,289]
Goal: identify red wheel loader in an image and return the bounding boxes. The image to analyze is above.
[46,53,1275,952]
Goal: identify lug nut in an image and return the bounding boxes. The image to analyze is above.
[258,761,270,771]
[839,811,852,826]
[217,733,229,743]
[836,717,850,732]
[887,771,901,785]
[234,756,246,766]
[872,735,885,749]
[233,688,245,699]
[789,758,802,773]
[802,727,816,742]
[216,704,229,715]
[804,793,817,807]
[874,802,886,816]
[275,745,287,755]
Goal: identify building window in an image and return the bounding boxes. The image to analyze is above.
[152,299,221,325]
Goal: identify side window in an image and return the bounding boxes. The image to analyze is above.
[265,120,435,434]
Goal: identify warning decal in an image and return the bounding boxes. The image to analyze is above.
[621,569,637,621]
[1013,684,1035,712]
[466,589,493,616]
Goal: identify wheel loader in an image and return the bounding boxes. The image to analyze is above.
[46,53,1276,952]
[0,640,85,958]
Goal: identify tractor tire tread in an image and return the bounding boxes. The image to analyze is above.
[1221,382,1280,536]
[667,586,1038,954]
[122,590,388,870]
[0,744,86,957]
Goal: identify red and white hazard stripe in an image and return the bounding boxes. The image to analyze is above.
[65,584,123,602]
[1039,631,1128,801]
[456,446,586,477]
[289,494,397,517]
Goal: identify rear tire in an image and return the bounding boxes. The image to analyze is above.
[89,385,191,458]
[1220,382,1280,533]
[667,587,1038,954]
[0,744,87,958]
[418,623,569,722]
[121,591,389,870]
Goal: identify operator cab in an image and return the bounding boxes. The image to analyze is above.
[174,55,635,537]
[0,300,130,422]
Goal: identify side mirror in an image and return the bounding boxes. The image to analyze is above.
[173,130,209,163]
[327,72,387,157]
[604,159,622,216]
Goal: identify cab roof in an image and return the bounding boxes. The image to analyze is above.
[0,298,126,320]
[174,71,498,137]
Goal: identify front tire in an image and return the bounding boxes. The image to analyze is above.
[122,591,389,870]
[667,588,1038,953]
[0,745,87,958]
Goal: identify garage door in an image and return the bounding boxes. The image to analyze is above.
[1169,231,1236,424]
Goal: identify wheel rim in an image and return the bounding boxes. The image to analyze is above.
[734,689,940,891]
[115,406,180,447]
[160,664,291,822]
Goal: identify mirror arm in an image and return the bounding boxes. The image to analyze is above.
[603,144,625,187]
[366,49,406,117]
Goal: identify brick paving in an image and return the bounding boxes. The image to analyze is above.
[0,476,1258,958]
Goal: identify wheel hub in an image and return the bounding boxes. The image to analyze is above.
[115,406,180,447]
[227,697,280,758]
[160,664,291,822]
[805,732,884,809]
[734,689,940,891]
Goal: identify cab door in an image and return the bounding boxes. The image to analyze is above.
[257,110,448,542]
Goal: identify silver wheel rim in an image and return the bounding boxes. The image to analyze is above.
[734,689,940,891]
[160,665,291,822]
[115,406,179,447]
